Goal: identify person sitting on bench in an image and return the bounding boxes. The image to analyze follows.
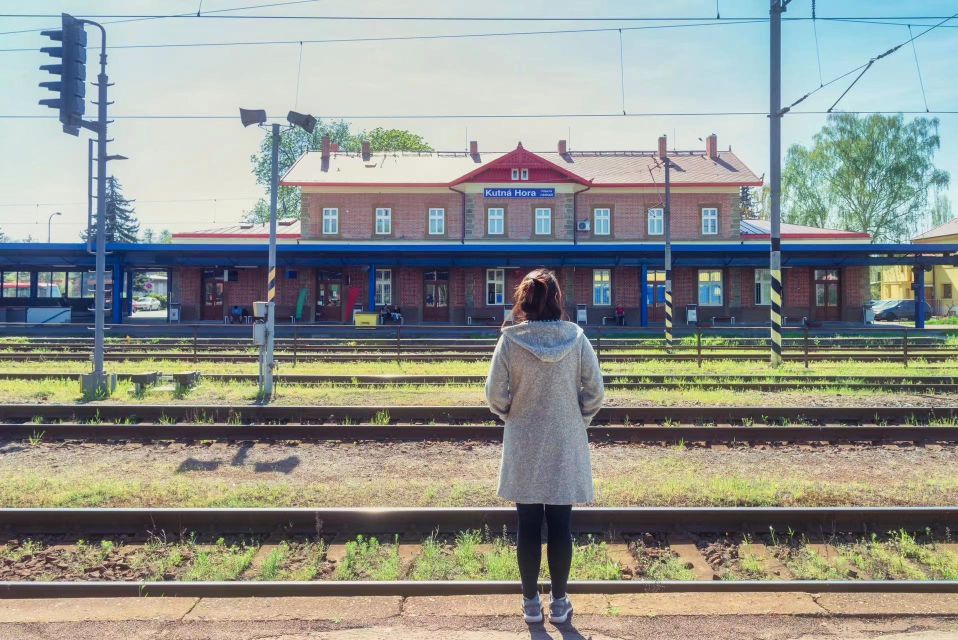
[230,305,245,324]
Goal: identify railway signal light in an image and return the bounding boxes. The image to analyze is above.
[39,13,87,136]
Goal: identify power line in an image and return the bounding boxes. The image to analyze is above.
[4,12,958,21]
[908,25,931,113]
[2,110,957,122]
[0,19,769,52]
[828,12,958,112]
[0,0,324,37]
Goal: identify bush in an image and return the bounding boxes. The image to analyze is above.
[146,294,167,309]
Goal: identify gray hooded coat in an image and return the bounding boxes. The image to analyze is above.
[485,320,605,505]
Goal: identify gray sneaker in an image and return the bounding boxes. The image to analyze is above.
[549,595,573,624]
[522,595,543,623]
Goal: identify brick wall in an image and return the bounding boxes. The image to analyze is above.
[302,189,741,242]
[302,192,463,241]
[171,267,201,321]
[842,266,869,322]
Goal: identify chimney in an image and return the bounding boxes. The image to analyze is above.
[657,135,667,160]
[330,142,340,153]
[361,140,371,161]
[469,140,478,159]
[558,139,568,155]
[320,135,331,160]
[706,133,718,160]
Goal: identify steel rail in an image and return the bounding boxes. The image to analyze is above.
[3,579,957,598]
[1,404,957,424]
[7,423,958,444]
[2,506,955,534]
[3,352,958,362]
[3,507,957,598]
[4,371,958,385]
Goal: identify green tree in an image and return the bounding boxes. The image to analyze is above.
[141,228,173,243]
[740,185,770,220]
[0,231,9,242]
[782,114,949,242]
[158,229,173,244]
[245,120,432,223]
[83,177,140,243]
[928,191,953,230]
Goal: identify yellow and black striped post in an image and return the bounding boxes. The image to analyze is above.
[664,271,673,351]
[261,123,281,397]
[770,243,783,366]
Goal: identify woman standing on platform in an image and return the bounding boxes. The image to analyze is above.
[485,268,605,625]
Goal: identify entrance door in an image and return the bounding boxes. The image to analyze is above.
[423,270,449,322]
[814,269,841,321]
[201,271,224,321]
[316,270,343,322]
[646,270,666,322]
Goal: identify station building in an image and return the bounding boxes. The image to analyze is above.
[169,135,871,325]
[1,135,949,327]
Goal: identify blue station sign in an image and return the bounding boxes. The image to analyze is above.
[483,187,555,198]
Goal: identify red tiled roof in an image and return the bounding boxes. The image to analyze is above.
[740,219,870,240]
[173,220,300,239]
[282,145,762,188]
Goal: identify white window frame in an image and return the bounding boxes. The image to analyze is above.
[374,207,392,235]
[647,208,664,236]
[592,269,612,306]
[593,208,611,236]
[534,208,552,235]
[487,207,505,235]
[375,268,392,306]
[428,208,445,235]
[322,208,339,235]
[486,268,505,305]
[701,207,719,235]
[511,168,520,180]
[520,168,529,180]
[754,268,771,306]
[698,269,724,306]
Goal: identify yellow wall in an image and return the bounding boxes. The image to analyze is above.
[877,263,958,315]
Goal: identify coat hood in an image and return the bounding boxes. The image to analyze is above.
[502,320,583,363]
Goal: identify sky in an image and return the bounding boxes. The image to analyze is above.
[1,0,957,242]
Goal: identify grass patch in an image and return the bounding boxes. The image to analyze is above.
[334,535,402,580]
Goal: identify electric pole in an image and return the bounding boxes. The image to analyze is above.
[659,135,672,352]
[769,0,789,366]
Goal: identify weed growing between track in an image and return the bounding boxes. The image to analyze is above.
[4,358,958,378]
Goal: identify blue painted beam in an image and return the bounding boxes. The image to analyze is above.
[640,264,648,327]
[368,264,377,313]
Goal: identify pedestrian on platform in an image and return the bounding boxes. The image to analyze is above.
[485,268,605,625]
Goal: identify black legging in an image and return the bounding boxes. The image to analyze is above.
[516,503,573,599]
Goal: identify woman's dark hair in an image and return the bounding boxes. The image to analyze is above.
[510,268,564,322]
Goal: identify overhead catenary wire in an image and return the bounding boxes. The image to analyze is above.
[827,11,957,112]
[908,25,931,113]
[0,0,325,37]
[811,0,824,87]
[0,19,769,53]
[618,29,626,115]
[2,110,957,122]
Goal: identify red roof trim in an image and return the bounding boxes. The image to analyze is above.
[742,232,871,240]
[450,145,590,186]
[590,181,765,188]
[281,181,453,188]
[282,180,763,189]
[172,232,301,239]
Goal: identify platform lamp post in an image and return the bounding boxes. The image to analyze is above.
[240,108,317,397]
[47,211,61,243]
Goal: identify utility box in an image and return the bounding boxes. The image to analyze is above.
[686,304,698,324]
[253,301,269,319]
[252,323,267,345]
[354,312,378,327]
[576,304,588,325]
[169,304,181,323]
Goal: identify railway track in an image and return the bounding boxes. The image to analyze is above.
[5,371,958,392]
[3,403,958,425]
[5,404,958,443]
[1,507,956,597]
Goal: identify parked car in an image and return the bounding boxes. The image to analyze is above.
[133,297,160,311]
[872,299,933,322]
